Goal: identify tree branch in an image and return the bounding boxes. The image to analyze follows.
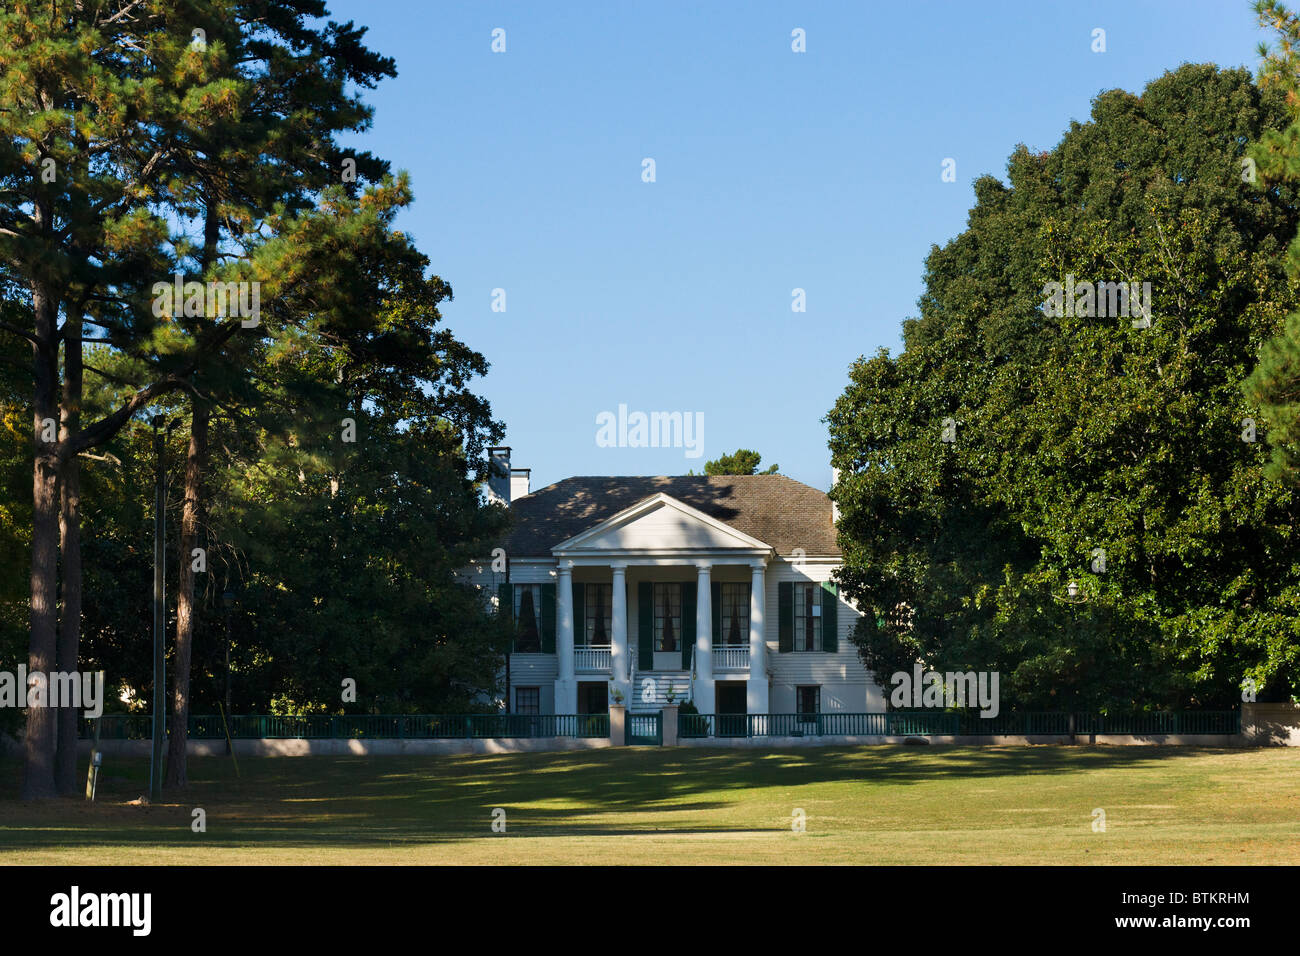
[63,373,187,458]
[0,320,40,346]
[63,319,246,458]
[83,363,141,388]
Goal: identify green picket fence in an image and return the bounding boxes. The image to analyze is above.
[80,709,1239,741]
[80,713,611,740]
[1068,711,1240,735]
[678,710,1240,739]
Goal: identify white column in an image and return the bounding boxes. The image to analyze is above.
[694,563,714,713]
[610,563,630,704]
[554,563,577,714]
[747,560,769,715]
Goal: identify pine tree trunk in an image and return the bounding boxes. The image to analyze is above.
[165,401,207,790]
[55,313,83,796]
[23,274,60,801]
[164,208,220,790]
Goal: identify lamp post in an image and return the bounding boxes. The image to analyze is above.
[1053,580,1089,605]
[149,415,174,802]
[222,589,235,755]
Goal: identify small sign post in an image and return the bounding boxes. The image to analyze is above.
[84,717,102,801]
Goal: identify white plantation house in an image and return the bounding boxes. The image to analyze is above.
[470,447,887,720]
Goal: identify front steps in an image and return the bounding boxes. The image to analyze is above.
[627,671,693,712]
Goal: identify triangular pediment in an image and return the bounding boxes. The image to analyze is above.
[552,493,771,556]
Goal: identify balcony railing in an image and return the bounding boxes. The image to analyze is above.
[711,645,749,670]
[574,644,612,672]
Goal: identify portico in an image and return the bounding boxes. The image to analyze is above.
[549,494,773,716]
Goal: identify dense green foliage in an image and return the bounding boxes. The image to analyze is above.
[829,63,1300,711]
[0,0,513,739]
[50,274,515,717]
[702,449,779,475]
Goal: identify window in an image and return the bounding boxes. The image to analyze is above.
[718,583,750,645]
[583,583,612,646]
[797,686,820,719]
[515,686,540,715]
[794,582,822,651]
[654,583,682,652]
[513,584,542,652]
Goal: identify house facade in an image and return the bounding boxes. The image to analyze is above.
[471,447,887,718]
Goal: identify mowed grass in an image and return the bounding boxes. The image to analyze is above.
[1,746,1297,864]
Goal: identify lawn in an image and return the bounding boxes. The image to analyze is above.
[1,746,1297,864]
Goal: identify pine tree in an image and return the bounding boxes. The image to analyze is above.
[0,0,243,799]
[0,0,489,797]
[1246,0,1300,484]
[150,0,397,791]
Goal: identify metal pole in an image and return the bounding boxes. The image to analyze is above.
[223,590,234,756]
[149,417,167,802]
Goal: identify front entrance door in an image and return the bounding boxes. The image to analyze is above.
[716,681,747,737]
[578,681,609,715]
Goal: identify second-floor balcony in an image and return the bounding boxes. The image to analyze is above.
[712,645,749,671]
[575,644,612,673]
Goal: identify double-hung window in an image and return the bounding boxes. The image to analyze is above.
[718,583,750,645]
[654,583,682,652]
[797,686,821,720]
[513,584,542,652]
[583,583,612,646]
[515,687,540,715]
[793,582,822,651]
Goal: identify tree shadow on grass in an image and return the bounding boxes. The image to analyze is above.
[0,745,1252,853]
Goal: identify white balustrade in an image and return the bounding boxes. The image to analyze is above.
[575,645,613,672]
[712,645,749,671]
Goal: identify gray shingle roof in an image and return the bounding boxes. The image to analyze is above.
[503,475,838,557]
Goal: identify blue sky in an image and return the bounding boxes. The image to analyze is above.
[326,0,1267,491]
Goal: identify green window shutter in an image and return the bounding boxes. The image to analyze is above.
[499,583,514,652]
[572,582,586,646]
[821,581,838,652]
[681,582,697,670]
[710,582,721,648]
[778,581,794,653]
[637,582,654,670]
[540,583,556,653]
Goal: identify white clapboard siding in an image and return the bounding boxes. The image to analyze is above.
[764,556,886,712]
